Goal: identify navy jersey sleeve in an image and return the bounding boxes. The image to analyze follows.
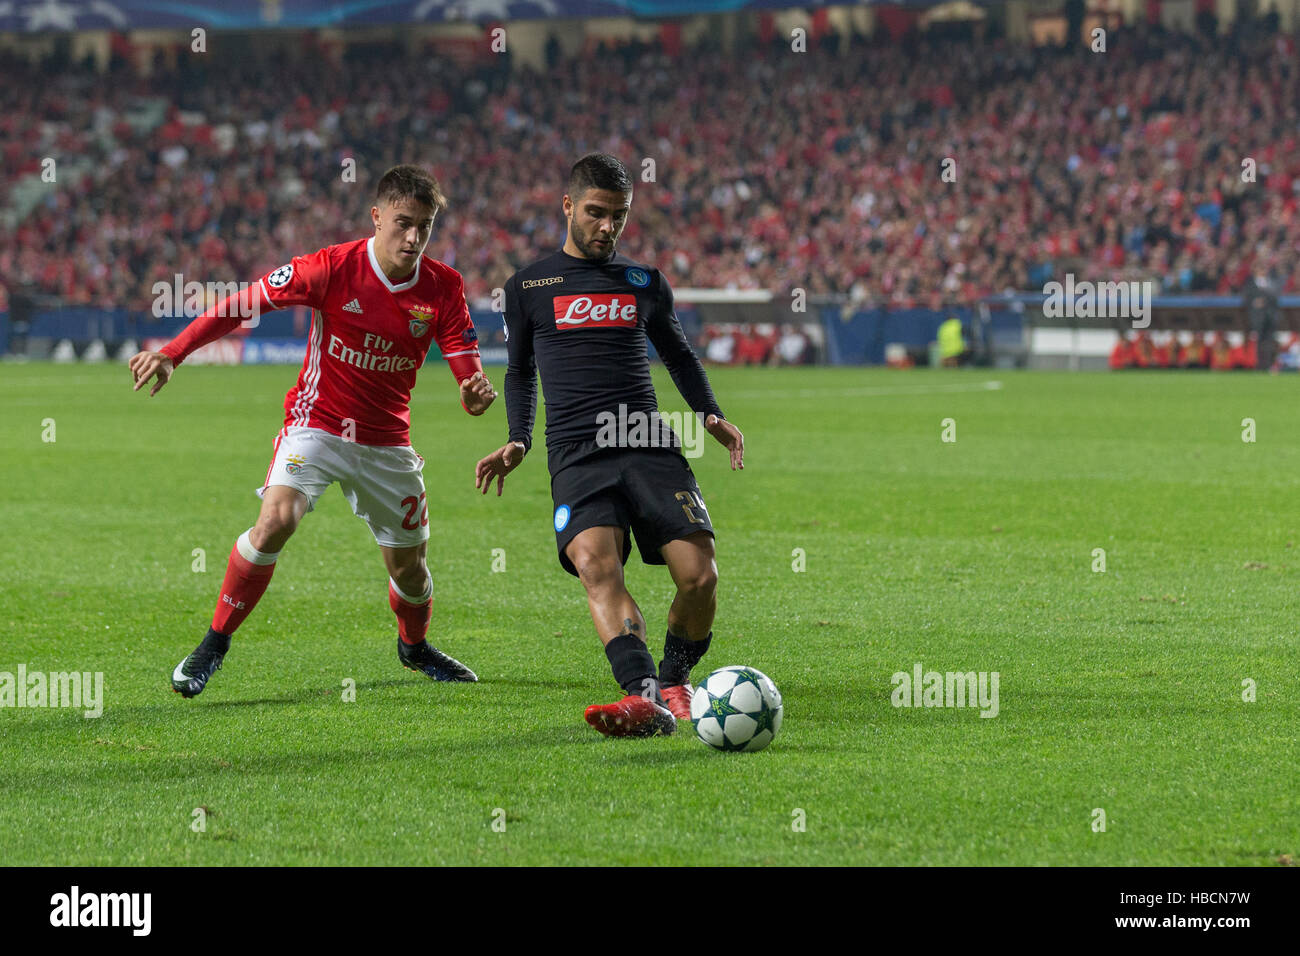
[644,273,724,421]
[502,274,538,451]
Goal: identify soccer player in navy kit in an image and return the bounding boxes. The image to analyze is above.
[475,154,745,737]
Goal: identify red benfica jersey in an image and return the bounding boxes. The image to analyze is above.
[161,237,482,445]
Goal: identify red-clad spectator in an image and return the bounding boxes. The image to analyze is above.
[1209,333,1233,370]
[1179,332,1209,368]
[734,325,773,366]
[1229,333,1258,370]
[1152,332,1175,368]
[1132,332,1156,368]
[1110,333,1136,370]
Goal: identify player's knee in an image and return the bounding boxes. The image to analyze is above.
[572,551,623,591]
[392,557,429,596]
[681,565,718,599]
[251,507,298,550]
[253,502,297,538]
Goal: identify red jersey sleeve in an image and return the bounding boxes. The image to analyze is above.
[434,269,482,383]
[160,248,331,366]
[258,247,331,311]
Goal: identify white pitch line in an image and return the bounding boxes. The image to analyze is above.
[728,380,1004,400]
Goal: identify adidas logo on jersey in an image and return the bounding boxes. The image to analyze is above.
[343,299,363,313]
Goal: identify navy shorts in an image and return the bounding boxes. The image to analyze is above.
[550,448,714,576]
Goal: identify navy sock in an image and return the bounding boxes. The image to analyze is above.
[659,629,711,686]
[605,633,663,704]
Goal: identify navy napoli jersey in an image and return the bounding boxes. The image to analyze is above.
[503,249,724,475]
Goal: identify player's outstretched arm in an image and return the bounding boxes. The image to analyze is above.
[459,370,497,415]
[128,350,175,397]
[474,441,526,496]
[129,281,279,397]
[646,275,741,470]
[705,413,745,470]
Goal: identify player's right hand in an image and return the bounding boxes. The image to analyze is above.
[129,350,175,397]
[474,442,526,497]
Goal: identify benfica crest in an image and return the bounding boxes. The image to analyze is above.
[408,307,435,338]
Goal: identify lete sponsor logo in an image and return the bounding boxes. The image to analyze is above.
[552,294,638,330]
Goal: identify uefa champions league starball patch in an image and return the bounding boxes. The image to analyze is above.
[267,263,294,288]
[625,267,650,288]
[554,505,571,532]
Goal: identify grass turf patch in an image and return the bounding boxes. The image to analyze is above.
[1,364,1296,864]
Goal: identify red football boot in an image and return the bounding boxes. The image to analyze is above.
[584,694,677,737]
[660,683,694,720]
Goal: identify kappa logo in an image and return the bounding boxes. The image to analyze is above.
[522,276,564,290]
[553,294,638,330]
[267,263,293,288]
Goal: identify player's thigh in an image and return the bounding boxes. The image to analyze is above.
[340,443,429,549]
[621,451,715,567]
[259,426,346,515]
[659,530,718,593]
[552,456,633,578]
[253,484,311,544]
[563,525,629,588]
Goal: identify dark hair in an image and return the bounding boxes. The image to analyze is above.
[567,153,633,199]
[376,164,448,215]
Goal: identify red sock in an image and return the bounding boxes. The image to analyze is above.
[389,580,432,645]
[212,536,277,636]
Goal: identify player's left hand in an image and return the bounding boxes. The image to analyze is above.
[129,350,174,397]
[475,442,525,496]
[705,414,744,470]
[460,370,497,415]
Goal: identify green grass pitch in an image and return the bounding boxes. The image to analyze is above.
[1,362,1297,865]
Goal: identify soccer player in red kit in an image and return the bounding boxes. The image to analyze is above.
[130,165,495,697]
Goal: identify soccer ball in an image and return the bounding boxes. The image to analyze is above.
[689,666,783,752]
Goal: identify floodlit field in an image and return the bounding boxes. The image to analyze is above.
[2,363,1296,865]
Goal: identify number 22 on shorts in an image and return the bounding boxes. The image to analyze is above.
[401,492,429,530]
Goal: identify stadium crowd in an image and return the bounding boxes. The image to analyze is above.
[1,22,1298,319]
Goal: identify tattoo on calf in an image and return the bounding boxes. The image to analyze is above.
[622,618,641,635]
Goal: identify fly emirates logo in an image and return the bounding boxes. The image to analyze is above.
[328,332,419,373]
[553,294,639,330]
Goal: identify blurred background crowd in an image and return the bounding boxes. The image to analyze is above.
[2,15,1297,323]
